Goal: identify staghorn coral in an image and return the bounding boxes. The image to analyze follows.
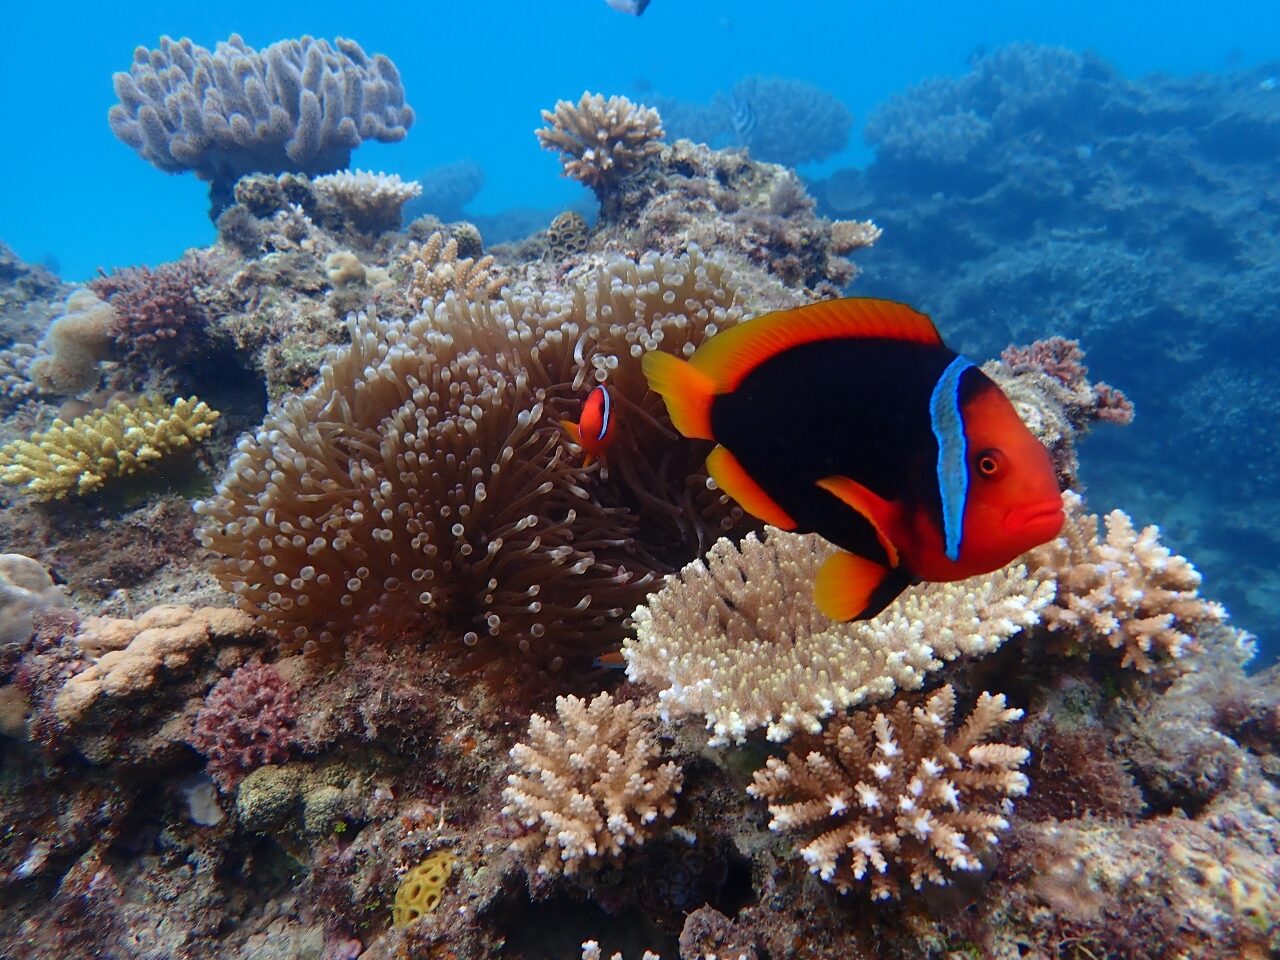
[109,35,414,214]
[748,685,1029,900]
[501,692,682,876]
[0,396,219,500]
[89,254,216,357]
[190,661,300,790]
[29,290,115,396]
[311,170,422,236]
[625,527,1052,744]
[401,231,507,309]
[1026,491,1226,672]
[537,93,665,196]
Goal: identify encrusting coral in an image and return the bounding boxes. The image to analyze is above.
[625,527,1052,744]
[537,93,665,196]
[501,692,683,876]
[747,685,1030,900]
[1026,491,1226,672]
[109,34,414,213]
[0,396,219,500]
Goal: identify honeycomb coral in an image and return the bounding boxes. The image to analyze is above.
[392,850,457,927]
[748,685,1030,899]
[0,396,219,500]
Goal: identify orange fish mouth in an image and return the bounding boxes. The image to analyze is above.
[1004,498,1065,536]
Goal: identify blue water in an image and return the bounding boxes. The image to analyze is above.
[5,1,1278,279]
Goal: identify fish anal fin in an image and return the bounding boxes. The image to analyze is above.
[641,350,716,440]
[691,298,944,392]
[706,445,796,530]
[814,550,892,621]
[816,476,902,568]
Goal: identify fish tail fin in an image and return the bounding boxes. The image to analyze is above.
[642,350,716,440]
[814,550,911,621]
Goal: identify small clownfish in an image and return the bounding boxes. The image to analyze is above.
[643,297,1065,622]
[561,384,617,468]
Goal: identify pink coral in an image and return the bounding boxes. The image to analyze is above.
[89,255,214,354]
[1000,336,1134,425]
[190,661,299,790]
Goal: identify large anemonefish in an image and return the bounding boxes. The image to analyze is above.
[642,297,1064,621]
[560,384,617,468]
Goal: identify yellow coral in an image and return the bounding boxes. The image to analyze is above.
[0,396,219,500]
[392,850,457,927]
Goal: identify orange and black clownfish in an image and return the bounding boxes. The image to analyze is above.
[643,297,1065,621]
[560,384,617,468]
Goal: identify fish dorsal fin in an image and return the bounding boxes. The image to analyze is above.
[705,445,796,530]
[690,298,944,392]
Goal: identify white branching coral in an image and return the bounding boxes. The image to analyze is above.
[312,170,422,234]
[748,685,1029,900]
[537,92,665,193]
[501,692,683,876]
[1025,491,1225,672]
[401,231,507,308]
[624,528,1052,744]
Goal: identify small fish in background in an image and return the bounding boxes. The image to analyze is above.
[605,0,651,15]
[730,96,756,147]
[561,384,617,469]
[644,298,1065,621]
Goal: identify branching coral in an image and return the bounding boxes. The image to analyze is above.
[537,93,665,195]
[311,170,422,236]
[401,232,507,309]
[109,34,414,212]
[1025,491,1226,672]
[625,527,1052,744]
[747,685,1029,899]
[190,661,300,790]
[0,396,219,500]
[89,255,216,357]
[501,692,683,875]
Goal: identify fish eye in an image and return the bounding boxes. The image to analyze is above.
[975,449,1004,478]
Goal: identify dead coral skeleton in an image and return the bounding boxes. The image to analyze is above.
[501,692,683,876]
[1025,491,1225,672]
[537,92,665,194]
[748,685,1029,900]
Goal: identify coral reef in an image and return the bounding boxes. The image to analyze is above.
[0,554,66,645]
[1027,491,1226,672]
[401,231,508,308]
[89,254,216,363]
[0,396,219,500]
[748,685,1029,900]
[404,160,485,223]
[28,290,115,397]
[537,93,665,197]
[501,692,683,876]
[311,170,422,236]
[392,850,457,926]
[109,34,414,214]
[727,75,853,168]
[626,527,1051,743]
[190,661,300,790]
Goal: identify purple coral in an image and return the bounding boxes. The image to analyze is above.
[190,661,299,790]
[89,255,215,357]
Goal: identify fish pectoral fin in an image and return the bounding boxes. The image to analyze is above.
[560,419,583,445]
[706,445,796,530]
[816,476,902,568]
[814,550,909,622]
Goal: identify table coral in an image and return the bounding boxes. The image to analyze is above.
[0,396,219,500]
[501,692,683,876]
[625,527,1052,744]
[748,685,1030,900]
[1026,491,1226,672]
